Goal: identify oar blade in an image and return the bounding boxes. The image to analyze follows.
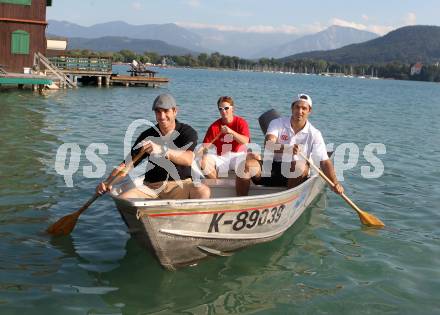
[357,209,385,228]
[46,211,80,236]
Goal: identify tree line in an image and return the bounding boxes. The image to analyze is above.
[66,49,440,83]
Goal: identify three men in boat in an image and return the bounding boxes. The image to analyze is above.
[97,92,343,200]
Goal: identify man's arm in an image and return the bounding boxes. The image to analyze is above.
[222,125,249,145]
[202,124,216,148]
[166,148,194,166]
[264,134,298,155]
[139,140,194,166]
[158,125,198,167]
[320,159,344,194]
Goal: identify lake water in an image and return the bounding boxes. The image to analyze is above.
[0,67,439,314]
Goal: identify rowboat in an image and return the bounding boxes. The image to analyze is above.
[110,169,327,271]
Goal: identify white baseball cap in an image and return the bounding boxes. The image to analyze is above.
[293,93,312,108]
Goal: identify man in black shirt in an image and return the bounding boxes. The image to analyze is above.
[96,94,210,199]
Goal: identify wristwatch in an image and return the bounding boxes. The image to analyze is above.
[162,144,169,159]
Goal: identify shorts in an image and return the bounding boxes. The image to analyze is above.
[210,151,246,178]
[136,178,193,199]
[252,161,288,187]
[251,160,309,187]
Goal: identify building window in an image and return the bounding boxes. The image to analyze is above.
[11,30,30,54]
[0,0,32,5]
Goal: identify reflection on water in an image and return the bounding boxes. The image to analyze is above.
[0,93,57,213]
[90,194,328,314]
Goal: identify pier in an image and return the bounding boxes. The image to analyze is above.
[47,56,169,88]
[0,71,52,91]
[110,74,169,87]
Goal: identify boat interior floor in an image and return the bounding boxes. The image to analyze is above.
[113,173,293,200]
[201,177,286,198]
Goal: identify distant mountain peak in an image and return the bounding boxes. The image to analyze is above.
[256,25,378,58]
[67,36,197,56]
[281,25,440,64]
[47,20,205,53]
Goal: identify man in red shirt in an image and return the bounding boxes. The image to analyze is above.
[200,96,250,179]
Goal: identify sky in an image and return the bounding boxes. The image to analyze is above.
[47,0,439,35]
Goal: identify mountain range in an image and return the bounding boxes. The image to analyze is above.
[282,25,440,64]
[66,36,197,55]
[259,25,378,58]
[47,20,379,58]
[47,20,205,53]
[187,27,297,58]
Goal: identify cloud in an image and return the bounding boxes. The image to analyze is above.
[362,14,369,21]
[367,25,394,35]
[131,2,142,10]
[331,18,367,31]
[404,12,417,25]
[177,22,300,34]
[177,17,398,36]
[185,0,201,8]
[330,18,394,35]
[301,22,326,34]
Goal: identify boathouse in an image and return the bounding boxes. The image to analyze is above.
[0,0,52,87]
[0,0,52,72]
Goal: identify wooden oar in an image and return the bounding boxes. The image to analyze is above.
[196,132,222,156]
[298,151,385,228]
[46,148,147,236]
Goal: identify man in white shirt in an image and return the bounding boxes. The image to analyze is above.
[236,93,344,196]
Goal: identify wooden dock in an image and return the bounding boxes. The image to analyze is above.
[47,56,169,88]
[110,74,169,87]
[0,72,52,91]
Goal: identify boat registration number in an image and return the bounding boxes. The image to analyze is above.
[208,204,286,233]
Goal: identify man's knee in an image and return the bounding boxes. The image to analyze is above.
[236,158,261,179]
[200,155,217,178]
[246,159,262,177]
[287,162,309,188]
[119,187,156,199]
[190,183,211,199]
[289,161,309,177]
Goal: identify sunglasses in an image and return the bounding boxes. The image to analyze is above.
[218,106,231,111]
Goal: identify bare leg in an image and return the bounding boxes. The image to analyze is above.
[119,186,157,199]
[190,183,211,199]
[236,158,261,196]
[287,161,309,188]
[200,155,218,179]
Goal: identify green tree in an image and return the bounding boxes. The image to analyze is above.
[198,53,209,67]
[119,50,137,63]
[209,52,221,68]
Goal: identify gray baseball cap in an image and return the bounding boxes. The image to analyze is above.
[152,93,177,110]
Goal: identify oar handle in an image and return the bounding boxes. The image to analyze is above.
[78,148,148,215]
[298,151,334,187]
[104,147,148,188]
[298,151,363,215]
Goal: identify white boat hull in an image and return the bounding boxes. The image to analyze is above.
[111,174,326,270]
